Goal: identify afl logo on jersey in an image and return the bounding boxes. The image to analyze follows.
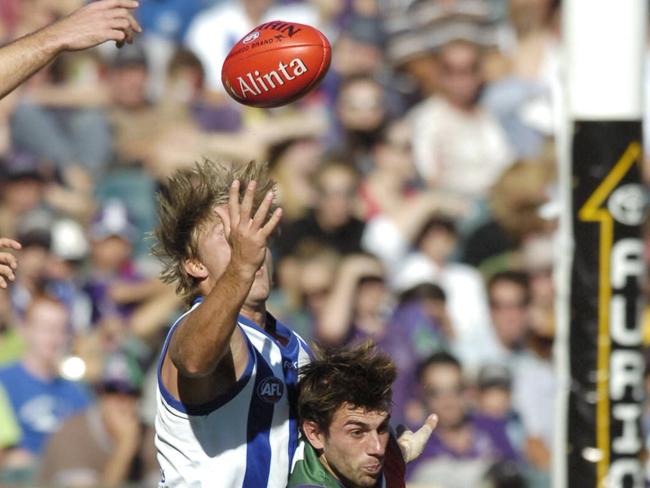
[257,376,284,403]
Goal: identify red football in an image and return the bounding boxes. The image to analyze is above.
[221,21,331,108]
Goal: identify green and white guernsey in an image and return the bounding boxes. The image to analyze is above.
[288,437,406,488]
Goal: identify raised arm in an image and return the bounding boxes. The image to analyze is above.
[0,0,141,100]
[316,255,385,345]
[168,181,282,380]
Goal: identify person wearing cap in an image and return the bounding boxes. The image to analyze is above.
[37,350,144,486]
[82,200,179,342]
[0,0,141,100]
[84,199,141,326]
[475,364,525,459]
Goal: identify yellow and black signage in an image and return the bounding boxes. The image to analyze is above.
[570,121,645,488]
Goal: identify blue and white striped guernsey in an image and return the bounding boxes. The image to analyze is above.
[155,297,313,487]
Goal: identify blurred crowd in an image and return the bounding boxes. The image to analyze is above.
[0,0,647,487]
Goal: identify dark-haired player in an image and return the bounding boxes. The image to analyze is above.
[289,343,438,488]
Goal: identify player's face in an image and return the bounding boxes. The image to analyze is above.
[194,210,272,302]
[313,405,390,488]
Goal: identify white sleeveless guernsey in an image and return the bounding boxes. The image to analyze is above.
[155,298,313,487]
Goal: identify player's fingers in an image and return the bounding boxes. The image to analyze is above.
[425,413,439,430]
[110,29,127,42]
[261,208,282,238]
[228,180,241,227]
[0,265,15,282]
[126,12,142,33]
[113,0,140,8]
[97,0,139,10]
[0,252,18,270]
[252,191,274,230]
[240,181,256,224]
[0,276,6,289]
[405,414,438,462]
[111,17,130,30]
[108,8,131,23]
[0,238,21,251]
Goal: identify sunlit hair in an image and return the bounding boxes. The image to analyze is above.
[297,342,396,434]
[152,159,276,300]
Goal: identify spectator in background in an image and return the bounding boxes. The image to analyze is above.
[83,200,142,327]
[385,24,439,106]
[0,383,20,465]
[269,246,340,343]
[408,39,513,209]
[0,153,52,239]
[392,215,499,372]
[0,295,91,481]
[164,48,241,133]
[385,283,451,426]
[277,160,365,261]
[398,283,453,346]
[9,212,92,335]
[316,253,389,346]
[483,460,529,488]
[509,235,556,486]
[333,75,389,171]
[331,14,386,79]
[487,270,531,364]
[475,363,525,457]
[107,43,156,167]
[44,218,92,334]
[38,349,144,487]
[317,253,445,425]
[81,200,179,343]
[269,137,323,222]
[10,48,113,179]
[135,0,210,98]
[483,0,561,159]
[407,352,518,488]
[462,158,556,275]
[359,118,418,221]
[9,226,53,320]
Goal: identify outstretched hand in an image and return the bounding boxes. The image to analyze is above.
[396,414,438,463]
[48,0,142,52]
[0,238,21,289]
[215,180,282,278]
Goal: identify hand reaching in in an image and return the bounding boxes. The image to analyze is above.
[47,0,142,52]
[396,413,438,463]
[0,238,20,289]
